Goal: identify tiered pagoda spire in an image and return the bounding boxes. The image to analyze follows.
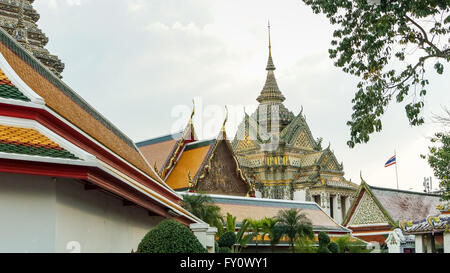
[1,0,64,78]
[256,22,285,104]
[255,22,293,132]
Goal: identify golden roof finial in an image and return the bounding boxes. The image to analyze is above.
[189,99,195,125]
[221,106,229,132]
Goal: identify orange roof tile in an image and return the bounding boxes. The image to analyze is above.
[165,144,212,190]
[139,139,179,171]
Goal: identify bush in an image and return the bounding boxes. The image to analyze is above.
[218,231,237,248]
[317,232,331,253]
[328,242,339,253]
[335,235,370,253]
[137,219,206,253]
[218,247,232,253]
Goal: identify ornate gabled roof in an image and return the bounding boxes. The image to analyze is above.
[165,120,253,194]
[343,179,442,227]
[232,111,261,152]
[165,139,214,190]
[0,124,78,160]
[281,111,318,150]
[317,148,344,172]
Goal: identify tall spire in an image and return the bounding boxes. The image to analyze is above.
[257,22,285,104]
[266,21,275,71]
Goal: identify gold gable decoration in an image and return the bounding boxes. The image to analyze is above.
[293,130,315,150]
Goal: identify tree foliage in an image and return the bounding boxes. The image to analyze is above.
[317,232,331,253]
[182,194,222,228]
[136,220,206,253]
[422,131,450,200]
[302,0,450,147]
[218,231,237,248]
[277,209,314,253]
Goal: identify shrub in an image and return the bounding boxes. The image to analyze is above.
[218,247,232,253]
[218,231,237,248]
[137,219,206,253]
[317,232,331,253]
[328,242,339,253]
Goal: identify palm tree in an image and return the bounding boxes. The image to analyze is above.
[182,194,222,228]
[277,209,314,253]
[260,217,283,253]
[218,213,253,253]
[247,219,263,253]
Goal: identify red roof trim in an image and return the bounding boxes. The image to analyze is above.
[0,102,181,203]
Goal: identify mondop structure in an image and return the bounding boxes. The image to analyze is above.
[231,24,358,223]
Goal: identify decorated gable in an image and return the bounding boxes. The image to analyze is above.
[194,141,251,196]
[347,191,391,226]
[319,151,343,172]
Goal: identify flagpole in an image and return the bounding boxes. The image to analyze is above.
[394,150,399,189]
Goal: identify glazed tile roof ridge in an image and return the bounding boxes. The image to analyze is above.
[136,131,183,147]
[0,27,136,149]
[185,139,216,150]
[370,185,441,197]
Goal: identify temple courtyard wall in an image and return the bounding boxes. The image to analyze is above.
[0,173,164,253]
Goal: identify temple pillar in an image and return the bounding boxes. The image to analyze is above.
[190,223,217,253]
[444,232,450,253]
[415,234,424,253]
[424,234,433,253]
[345,195,352,215]
[321,192,330,216]
[333,194,342,223]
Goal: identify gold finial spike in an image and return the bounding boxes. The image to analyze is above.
[268,21,271,56]
[221,106,229,133]
[189,99,195,125]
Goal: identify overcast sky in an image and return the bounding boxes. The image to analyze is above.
[34,0,449,192]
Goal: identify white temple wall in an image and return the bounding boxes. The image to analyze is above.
[293,189,306,202]
[0,173,164,253]
[444,232,450,253]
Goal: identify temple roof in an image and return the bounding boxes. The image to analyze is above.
[165,139,215,190]
[0,124,79,160]
[0,69,29,101]
[344,180,442,226]
[203,193,350,233]
[137,132,183,173]
[370,186,441,222]
[0,26,166,185]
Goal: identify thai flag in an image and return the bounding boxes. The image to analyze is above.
[384,155,396,167]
